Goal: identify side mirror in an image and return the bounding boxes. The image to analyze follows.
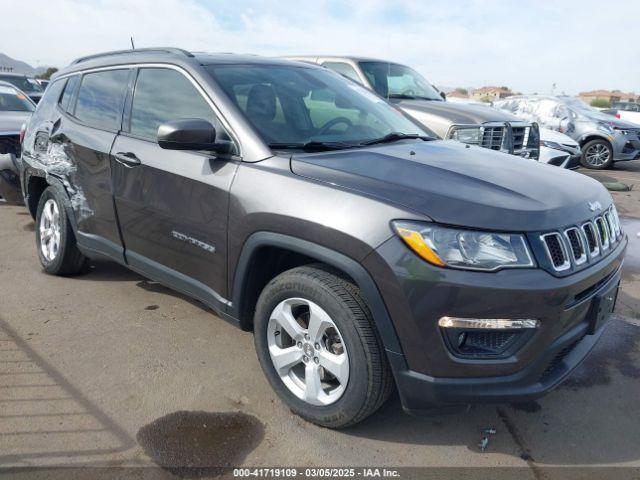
[440,91,446,100]
[157,119,232,153]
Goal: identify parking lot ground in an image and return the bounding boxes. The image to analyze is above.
[1,164,639,479]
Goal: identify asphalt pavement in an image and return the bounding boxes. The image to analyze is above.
[0,163,639,479]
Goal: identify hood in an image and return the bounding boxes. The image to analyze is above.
[0,111,31,135]
[540,128,578,146]
[290,140,610,232]
[578,108,638,128]
[397,99,523,124]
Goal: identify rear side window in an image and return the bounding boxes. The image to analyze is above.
[322,62,362,84]
[74,69,129,131]
[129,68,223,140]
[59,75,79,112]
[30,79,64,117]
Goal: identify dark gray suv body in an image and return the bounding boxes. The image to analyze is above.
[19,49,626,427]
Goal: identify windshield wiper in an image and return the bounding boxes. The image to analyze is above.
[360,132,432,146]
[267,141,356,152]
[387,94,440,101]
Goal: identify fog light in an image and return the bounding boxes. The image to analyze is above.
[439,317,539,358]
[438,317,540,329]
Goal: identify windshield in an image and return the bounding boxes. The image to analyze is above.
[0,85,35,112]
[206,64,427,148]
[0,75,43,93]
[358,62,443,101]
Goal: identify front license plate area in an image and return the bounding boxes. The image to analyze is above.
[587,282,619,334]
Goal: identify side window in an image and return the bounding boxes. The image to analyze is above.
[130,68,227,141]
[322,62,362,84]
[59,75,79,113]
[74,69,129,131]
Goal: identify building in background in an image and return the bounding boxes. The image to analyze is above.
[471,86,513,102]
[579,90,638,107]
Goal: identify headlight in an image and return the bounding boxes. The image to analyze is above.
[393,221,535,271]
[450,127,481,145]
[541,140,563,150]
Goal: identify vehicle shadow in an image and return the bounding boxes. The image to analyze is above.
[345,317,640,467]
[78,261,214,315]
[0,317,136,466]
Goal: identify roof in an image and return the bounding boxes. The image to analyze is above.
[0,71,29,78]
[286,55,387,62]
[55,48,320,79]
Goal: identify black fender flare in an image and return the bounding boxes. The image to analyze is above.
[230,232,403,354]
[33,174,80,234]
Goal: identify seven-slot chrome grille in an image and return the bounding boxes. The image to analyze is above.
[540,205,622,272]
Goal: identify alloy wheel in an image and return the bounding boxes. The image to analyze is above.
[267,298,349,406]
[585,143,611,167]
[39,199,61,262]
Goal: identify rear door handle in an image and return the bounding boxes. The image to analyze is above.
[113,151,141,168]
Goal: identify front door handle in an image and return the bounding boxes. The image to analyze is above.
[113,151,141,168]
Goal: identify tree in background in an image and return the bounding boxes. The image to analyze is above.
[35,67,58,80]
[455,87,468,95]
[590,98,610,108]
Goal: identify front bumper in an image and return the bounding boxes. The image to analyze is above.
[364,234,626,412]
[612,132,640,161]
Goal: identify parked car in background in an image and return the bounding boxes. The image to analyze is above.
[539,128,581,169]
[0,72,45,103]
[0,81,35,203]
[494,95,640,169]
[439,96,578,170]
[286,56,540,159]
[602,101,640,126]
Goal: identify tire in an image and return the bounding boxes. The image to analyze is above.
[581,139,613,169]
[35,187,89,276]
[254,264,393,428]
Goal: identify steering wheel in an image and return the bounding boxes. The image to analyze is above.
[317,117,353,136]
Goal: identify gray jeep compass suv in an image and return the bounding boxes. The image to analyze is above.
[20,49,626,428]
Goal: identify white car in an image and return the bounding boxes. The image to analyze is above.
[603,102,640,126]
[539,128,581,169]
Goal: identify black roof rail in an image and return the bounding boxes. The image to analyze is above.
[71,47,194,65]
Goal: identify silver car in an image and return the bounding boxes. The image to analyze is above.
[494,95,640,169]
[0,81,34,203]
[286,56,540,159]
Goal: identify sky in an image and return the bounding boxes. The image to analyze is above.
[2,0,638,95]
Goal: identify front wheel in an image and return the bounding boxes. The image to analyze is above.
[253,265,393,428]
[581,139,613,169]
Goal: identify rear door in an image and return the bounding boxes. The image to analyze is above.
[111,66,239,309]
[49,69,130,258]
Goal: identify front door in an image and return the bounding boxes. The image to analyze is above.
[111,66,239,310]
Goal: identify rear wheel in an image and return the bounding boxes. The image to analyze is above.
[581,139,613,169]
[35,187,89,275]
[253,265,392,428]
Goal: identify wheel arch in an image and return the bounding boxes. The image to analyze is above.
[230,232,403,354]
[579,134,611,149]
[33,175,79,233]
